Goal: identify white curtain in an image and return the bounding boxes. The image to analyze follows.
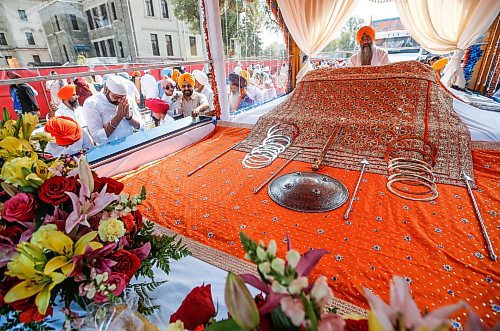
[276,0,360,82]
[395,0,500,88]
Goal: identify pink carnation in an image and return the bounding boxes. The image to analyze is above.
[2,193,37,222]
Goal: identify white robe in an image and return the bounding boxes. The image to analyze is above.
[350,46,389,67]
[82,92,145,145]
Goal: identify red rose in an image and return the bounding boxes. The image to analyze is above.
[19,306,53,323]
[2,193,36,222]
[121,213,135,232]
[112,250,141,281]
[132,210,143,231]
[170,284,216,330]
[93,174,124,194]
[344,318,369,331]
[38,175,77,205]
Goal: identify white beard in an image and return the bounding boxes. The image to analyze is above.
[228,90,241,111]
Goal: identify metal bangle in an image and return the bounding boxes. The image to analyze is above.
[109,120,118,129]
[387,177,438,201]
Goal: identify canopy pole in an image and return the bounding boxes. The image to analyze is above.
[289,38,302,90]
[203,0,229,120]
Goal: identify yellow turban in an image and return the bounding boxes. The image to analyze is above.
[431,58,448,71]
[239,70,250,82]
[57,84,76,100]
[172,69,181,83]
[356,26,375,44]
[177,73,195,87]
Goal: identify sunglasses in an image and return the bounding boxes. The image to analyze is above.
[164,85,174,90]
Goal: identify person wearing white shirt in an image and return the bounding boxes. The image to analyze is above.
[160,78,182,118]
[350,26,389,67]
[192,70,214,112]
[44,84,93,157]
[140,70,159,99]
[82,75,145,145]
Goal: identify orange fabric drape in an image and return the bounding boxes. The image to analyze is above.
[121,127,500,326]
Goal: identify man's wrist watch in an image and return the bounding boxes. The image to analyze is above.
[125,115,133,120]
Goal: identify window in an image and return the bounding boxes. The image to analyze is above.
[118,41,124,58]
[0,33,7,46]
[161,0,169,18]
[92,8,100,28]
[111,2,117,21]
[99,40,108,56]
[145,0,154,16]
[94,42,101,57]
[107,39,116,57]
[151,34,159,56]
[55,15,61,31]
[189,36,197,56]
[86,10,94,30]
[18,10,27,21]
[32,55,41,63]
[63,45,69,62]
[165,34,173,56]
[100,4,109,26]
[70,14,79,30]
[25,32,35,45]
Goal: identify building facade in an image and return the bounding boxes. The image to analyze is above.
[0,0,52,67]
[39,0,96,65]
[81,0,204,63]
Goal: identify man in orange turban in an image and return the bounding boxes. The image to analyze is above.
[177,73,211,118]
[43,115,93,157]
[48,84,87,128]
[350,26,389,67]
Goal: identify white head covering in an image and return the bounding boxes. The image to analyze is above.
[192,70,209,86]
[106,75,128,95]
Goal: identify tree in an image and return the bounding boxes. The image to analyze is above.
[171,0,269,58]
[324,17,365,53]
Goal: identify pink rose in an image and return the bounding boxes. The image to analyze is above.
[318,314,346,331]
[2,193,37,222]
[93,272,128,303]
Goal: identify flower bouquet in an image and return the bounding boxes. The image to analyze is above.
[169,233,491,331]
[0,111,190,330]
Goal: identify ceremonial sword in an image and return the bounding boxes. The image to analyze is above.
[253,149,302,194]
[344,157,369,219]
[312,125,342,171]
[187,141,243,177]
[462,171,497,262]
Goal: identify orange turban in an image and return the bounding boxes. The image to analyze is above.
[57,84,76,100]
[356,26,375,44]
[44,116,82,147]
[145,98,169,114]
[239,70,250,82]
[431,58,448,71]
[177,73,195,87]
[172,69,181,83]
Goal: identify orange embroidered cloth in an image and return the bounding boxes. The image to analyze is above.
[120,127,499,325]
[238,62,473,187]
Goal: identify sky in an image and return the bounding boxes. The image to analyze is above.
[260,0,400,46]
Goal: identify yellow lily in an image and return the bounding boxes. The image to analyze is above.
[5,252,65,315]
[0,119,17,139]
[20,113,39,140]
[32,226,102,276]
[0,136,34,160]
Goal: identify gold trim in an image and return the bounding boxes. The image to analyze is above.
[152,223,368,316]
[472,141,500,151]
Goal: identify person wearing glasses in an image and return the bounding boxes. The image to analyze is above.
[160,77,183,119]
[82,75,145,145]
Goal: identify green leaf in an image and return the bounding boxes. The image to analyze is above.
[270,307,299,331]
[205,319,243,331]
[300,292,318,331]
[2,107,10,122]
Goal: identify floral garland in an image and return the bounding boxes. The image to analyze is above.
[462,44,483,83]
[200,0,221,118]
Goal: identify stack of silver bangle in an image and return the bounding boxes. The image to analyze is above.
[242,124,297,169]
[386,156,439,201]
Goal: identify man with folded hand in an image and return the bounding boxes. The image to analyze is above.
[83,75,145,145]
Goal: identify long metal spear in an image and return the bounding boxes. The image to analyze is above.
[462,171,497,261]
[187,141,242,177]
[344,157,369,220]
